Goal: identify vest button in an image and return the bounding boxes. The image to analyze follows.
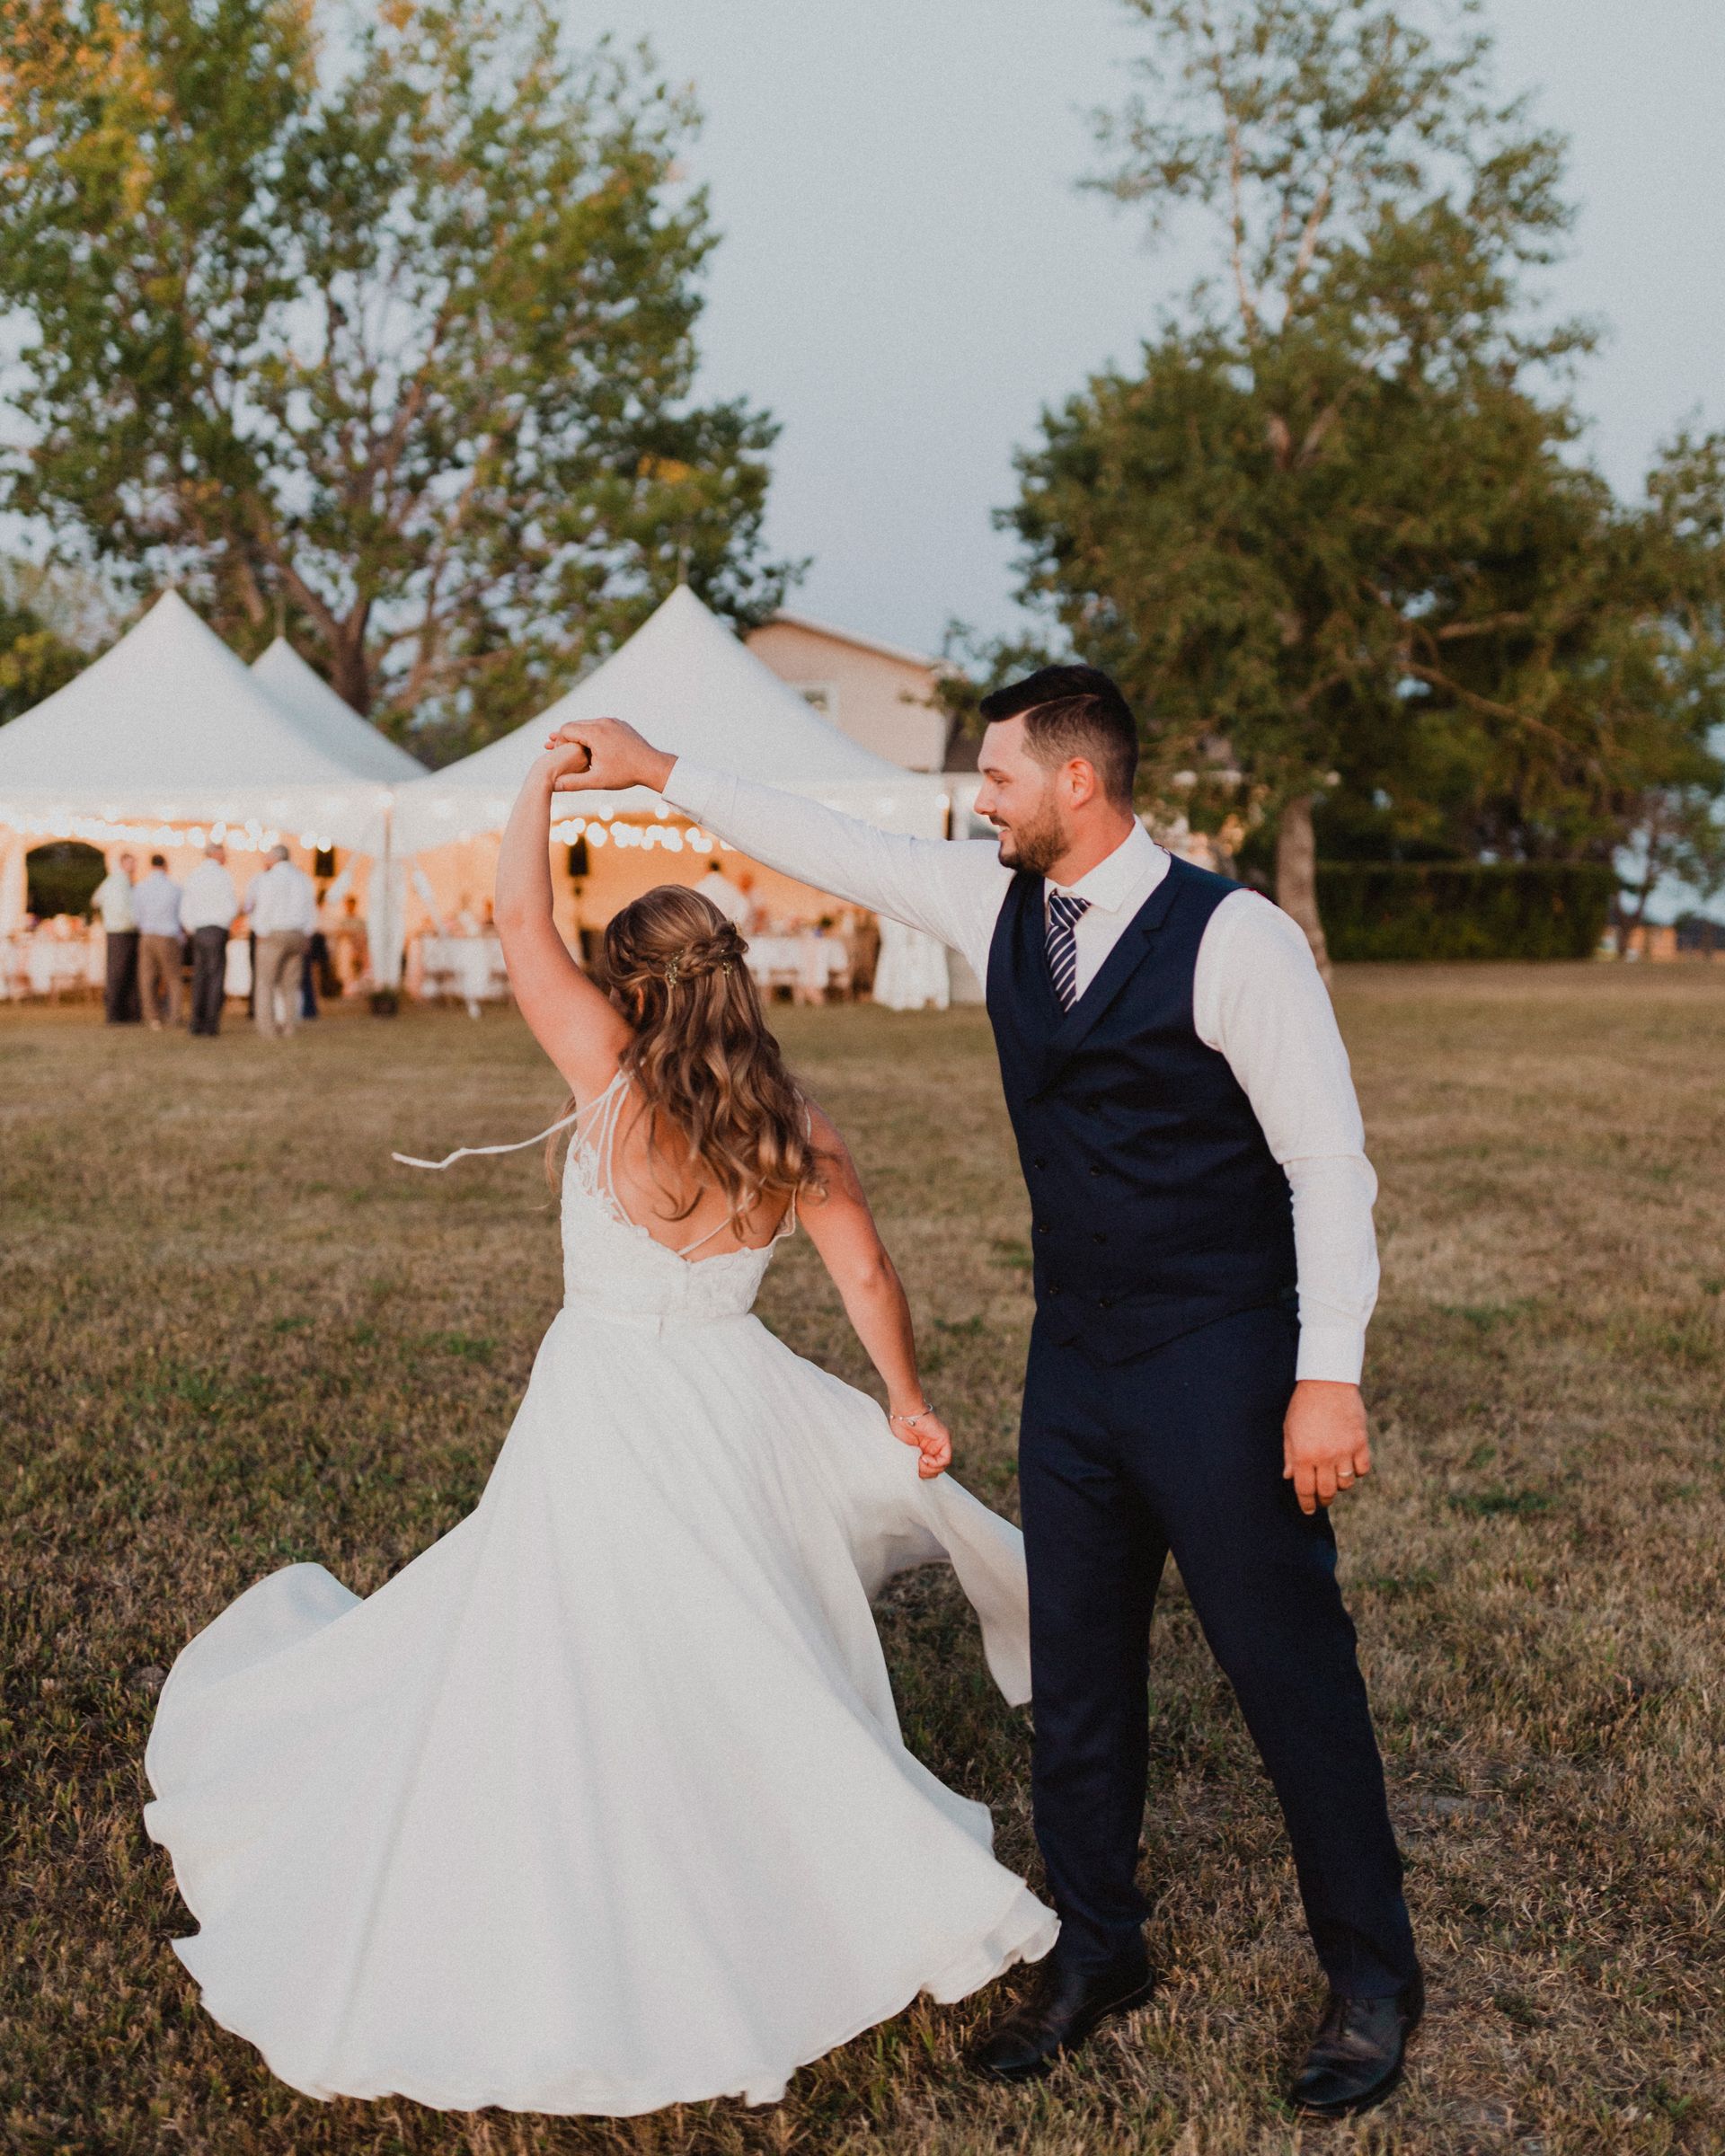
[1099,1295,1115,1310]
[1088,1163,1104,1178]
[1048,1282,1062,1296]
[1032,1157,1047,1171]
[1092,1232,1107,1244]
[1035,1221,1049,1235]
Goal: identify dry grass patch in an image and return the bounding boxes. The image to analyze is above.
[3,966,1722,2154]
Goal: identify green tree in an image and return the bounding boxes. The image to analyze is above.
[1004,0,1725,964]
[0,559,111,722]
[0,0,797,755]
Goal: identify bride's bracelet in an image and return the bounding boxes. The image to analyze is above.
[889,1400,936,1429]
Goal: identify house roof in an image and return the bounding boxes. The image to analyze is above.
[750,610,945,675]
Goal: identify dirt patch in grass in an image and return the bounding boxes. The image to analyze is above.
[4,968,1722,2153]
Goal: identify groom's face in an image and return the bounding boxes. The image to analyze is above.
[976,718,1068,875]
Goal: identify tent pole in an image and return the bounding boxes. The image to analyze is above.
[376,800,397,1015]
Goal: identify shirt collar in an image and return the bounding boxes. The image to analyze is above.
[1048,818,1164,914]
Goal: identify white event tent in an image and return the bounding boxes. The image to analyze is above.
[394,584,948,856]
[389,587,953,1005]
[0,589,403,936]
[251,637,428,785]
[1,583,955,1003]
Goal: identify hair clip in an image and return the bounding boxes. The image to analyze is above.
[664,958,681,987]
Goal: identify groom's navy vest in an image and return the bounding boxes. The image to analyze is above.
[986,855,1297,1365]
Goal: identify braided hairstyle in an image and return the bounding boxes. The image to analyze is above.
[594,883,818,1226]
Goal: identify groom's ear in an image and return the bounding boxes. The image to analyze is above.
[1061,755,1103,808]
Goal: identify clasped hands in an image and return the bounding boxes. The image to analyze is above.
[537,716,671,795]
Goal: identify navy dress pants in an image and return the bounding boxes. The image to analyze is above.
[189,925,228,1035]
[1019,1301,1417,1998]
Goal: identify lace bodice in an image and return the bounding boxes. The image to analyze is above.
[561,1074,792,1323]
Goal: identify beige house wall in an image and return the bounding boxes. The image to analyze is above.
[746,617,948,773]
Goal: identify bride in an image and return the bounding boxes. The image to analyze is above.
[144,737,1057,2116]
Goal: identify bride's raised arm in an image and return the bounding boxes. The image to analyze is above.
[492,746,632,1102]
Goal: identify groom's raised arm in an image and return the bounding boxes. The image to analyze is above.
[668,761,1004,976]
[546,718,1008,982]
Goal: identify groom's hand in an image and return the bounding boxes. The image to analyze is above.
[1283,1381,1372,1515]
[543,716,674,795]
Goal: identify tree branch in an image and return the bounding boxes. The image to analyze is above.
[1217,95,1260,343]
[1402,659,1579,751]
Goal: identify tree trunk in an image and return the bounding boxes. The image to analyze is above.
[1618,875,1657,958]
[329,625,374,717]
[1275,792,1331,983]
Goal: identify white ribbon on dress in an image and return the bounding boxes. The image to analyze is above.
[392,1105,581,1173]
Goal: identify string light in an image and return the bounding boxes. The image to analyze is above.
[0,809,287,852]
[549,815,734,855]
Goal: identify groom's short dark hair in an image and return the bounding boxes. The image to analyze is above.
[978,665,1139,806]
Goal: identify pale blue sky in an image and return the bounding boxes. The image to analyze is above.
[584,0,1725,656]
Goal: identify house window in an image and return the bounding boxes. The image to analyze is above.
[796,682,840,722]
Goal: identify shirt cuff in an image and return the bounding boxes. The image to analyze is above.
[1295,1323,1366,1386]
[663,758,718,818]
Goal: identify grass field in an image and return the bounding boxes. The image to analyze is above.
[4,967,1723,2156]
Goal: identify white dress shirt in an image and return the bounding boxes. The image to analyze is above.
[131,870,182,938]
[93,870,136,932]
[181,861,239,932]
[666,761,1379,1383]
[246,862,318,936]
[694,868,753,931]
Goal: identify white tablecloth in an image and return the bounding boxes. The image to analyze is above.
[743,934,850,996]
[417,933,509,1004]
[871,918,951,1011]
[4,931,104,998]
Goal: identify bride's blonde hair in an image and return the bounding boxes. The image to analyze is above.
[553,884,818,1225]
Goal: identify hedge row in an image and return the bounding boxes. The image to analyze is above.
[1317,861,1615,962]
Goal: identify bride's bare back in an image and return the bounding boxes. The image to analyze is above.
[581,1073,793,1262]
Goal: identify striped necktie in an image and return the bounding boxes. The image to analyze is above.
[1046,889,1090,1011]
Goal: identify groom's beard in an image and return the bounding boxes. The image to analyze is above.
[993,800,1067,878]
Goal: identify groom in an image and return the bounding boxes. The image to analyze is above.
[552,669,1422,2117]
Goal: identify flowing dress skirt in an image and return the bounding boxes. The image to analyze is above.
[144,1301,1057,2114]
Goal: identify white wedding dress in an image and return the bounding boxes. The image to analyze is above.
[144,1074,1057,2115]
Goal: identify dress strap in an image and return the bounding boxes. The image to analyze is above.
[675,1215,738,1259]
[391,1068,624,1173]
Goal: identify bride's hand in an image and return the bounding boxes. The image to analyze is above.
[889,1405,952,1480]
[535,739,596,790]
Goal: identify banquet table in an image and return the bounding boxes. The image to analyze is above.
[742,933,851,1001]
[3,928,105,999]
[871,917,951,1011]
[416,932,509,1008]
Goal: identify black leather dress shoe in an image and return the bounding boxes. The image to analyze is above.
[970,1952,1155,2081]
[1290,1970,1424,2117]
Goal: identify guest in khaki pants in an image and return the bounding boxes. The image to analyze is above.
[244,846,318,1038]
[131,853,184,1029]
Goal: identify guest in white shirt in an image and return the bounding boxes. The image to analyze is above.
[245,845,318,1039]
[692,860,754,933]
[131,853,184,1030]
[92,850,141,1025]
[181,842,240,1038]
